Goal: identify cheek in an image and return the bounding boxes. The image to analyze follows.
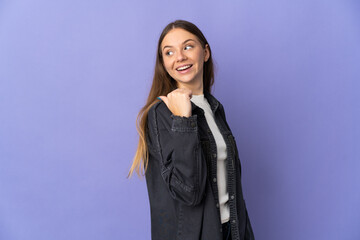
[163,60,173,71]
[196,51,204,62]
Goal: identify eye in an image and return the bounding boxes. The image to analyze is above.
[165,50,173,56]
[185,45,193,50]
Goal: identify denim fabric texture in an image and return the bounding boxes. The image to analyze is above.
[145,89,255,240]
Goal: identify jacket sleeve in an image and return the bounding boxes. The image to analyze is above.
[146,103,208,206]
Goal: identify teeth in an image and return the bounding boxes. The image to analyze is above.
[177,65,191,71]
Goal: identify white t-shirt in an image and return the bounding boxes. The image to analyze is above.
[190,94,230,224]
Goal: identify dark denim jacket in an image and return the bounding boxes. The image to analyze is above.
[145,89,255,240]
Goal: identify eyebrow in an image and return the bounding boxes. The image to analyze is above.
[162,39,196,51]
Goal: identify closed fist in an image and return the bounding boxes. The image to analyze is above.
[158,88,193,117]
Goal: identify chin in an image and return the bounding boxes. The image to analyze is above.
[177,74,196,81]
[176,78,195,84]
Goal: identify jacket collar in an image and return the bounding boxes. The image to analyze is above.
[191,89,219,114]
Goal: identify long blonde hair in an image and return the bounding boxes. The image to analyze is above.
[127,19,216,178]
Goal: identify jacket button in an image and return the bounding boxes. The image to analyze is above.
[213,177,217,182]
[207,129,211,133]
[212,153,217,158]
[216,203,219,208]
[232,220,236,224]
[230,195,234,200]
[191,122,196,127]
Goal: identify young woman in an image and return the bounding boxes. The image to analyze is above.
[128,19,255,240]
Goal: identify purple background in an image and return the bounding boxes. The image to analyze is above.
[1,0,359,239]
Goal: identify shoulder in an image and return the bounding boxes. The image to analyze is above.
[148,100,172,126]
[216,100,228,120]
[149,100,171,117]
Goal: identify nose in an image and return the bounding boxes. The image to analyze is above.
[176,49,187,62]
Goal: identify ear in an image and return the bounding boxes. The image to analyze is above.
[204,44,210,62]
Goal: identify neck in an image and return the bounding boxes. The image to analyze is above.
[176,80,204,95]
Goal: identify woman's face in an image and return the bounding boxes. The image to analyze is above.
[160,28,210,89]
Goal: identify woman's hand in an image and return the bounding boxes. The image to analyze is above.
[158,88,193,117]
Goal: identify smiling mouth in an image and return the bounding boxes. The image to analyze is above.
[176,64,193,71]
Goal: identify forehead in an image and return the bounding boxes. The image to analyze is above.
[161,28,198,48]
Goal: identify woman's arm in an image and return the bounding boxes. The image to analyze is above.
[146,102,208,206]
